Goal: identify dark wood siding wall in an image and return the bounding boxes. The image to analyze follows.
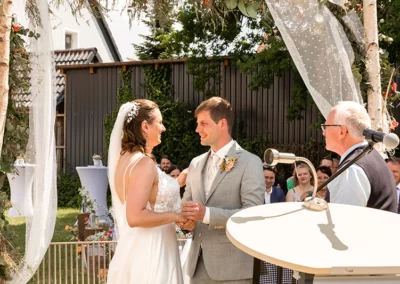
[64,62,322,172]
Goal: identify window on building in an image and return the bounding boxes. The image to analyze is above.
[65,32,78,49]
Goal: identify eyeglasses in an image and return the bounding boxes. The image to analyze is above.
[321,124,342,132]
[263,165,276,171]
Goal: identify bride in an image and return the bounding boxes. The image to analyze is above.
[107,99,192,283]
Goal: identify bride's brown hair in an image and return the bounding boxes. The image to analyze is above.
[121,99,159,158]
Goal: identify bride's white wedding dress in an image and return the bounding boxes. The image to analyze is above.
[107,155,184,284]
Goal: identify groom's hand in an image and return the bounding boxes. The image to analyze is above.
[182,201,206,221]
[181,220,196,231]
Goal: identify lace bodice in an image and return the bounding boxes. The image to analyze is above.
[152,168,181,212]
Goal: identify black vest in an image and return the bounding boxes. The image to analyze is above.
[339,147,397,213]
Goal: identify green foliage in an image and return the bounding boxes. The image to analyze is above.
[133,7,176,60]
[104,68,134,152]
[134,11,206,166]
[57,173,82,208]
[142,64,206,166]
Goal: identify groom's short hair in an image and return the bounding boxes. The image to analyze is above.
[195,97,234,135]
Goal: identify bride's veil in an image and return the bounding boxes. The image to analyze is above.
[108,102,136,240]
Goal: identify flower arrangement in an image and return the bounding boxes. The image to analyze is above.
[92,154,103,166]
[219,156,238,172]
[85,230,113,242]
[92,154,102,160]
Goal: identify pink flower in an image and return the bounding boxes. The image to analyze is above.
[225,161,235,172]
[392,82,397,92]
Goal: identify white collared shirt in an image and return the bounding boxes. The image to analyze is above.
[328,141,371,207]
[202,140,235,224]
[265,187,273,204]
[397,183,400,202]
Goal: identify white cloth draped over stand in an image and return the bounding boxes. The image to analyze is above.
[9,0,57,282]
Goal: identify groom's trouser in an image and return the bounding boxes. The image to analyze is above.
[190,254,252,284]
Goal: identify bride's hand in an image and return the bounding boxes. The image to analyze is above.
[176,168,189,187]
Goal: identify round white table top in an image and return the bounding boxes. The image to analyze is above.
[226,202,400,276]
[76,166,108,170]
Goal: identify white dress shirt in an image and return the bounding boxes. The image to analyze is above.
[202,139,235,224]
[264,188,273,204]
[328,141,371,207]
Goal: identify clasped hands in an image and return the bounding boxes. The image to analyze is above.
[175,201,206,231]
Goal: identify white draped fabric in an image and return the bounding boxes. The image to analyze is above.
[108,102,136,240]
[265,0,363,118]
[9,0,57,282]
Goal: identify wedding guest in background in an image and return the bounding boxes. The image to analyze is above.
[286,163,314,202]
[332,157,339,174]
[319,157,333,170]
[316,166,332,199]
[167,165,182,178]
[300,166,332,201]
[286,164,297,191]
[160,155,172,172]
[263,165,285,204]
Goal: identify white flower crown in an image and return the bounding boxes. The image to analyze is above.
[126,102,140,123]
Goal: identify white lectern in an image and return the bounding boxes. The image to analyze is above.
[76,166,109,221]
[7,164,35,217]
[227,202,400,283]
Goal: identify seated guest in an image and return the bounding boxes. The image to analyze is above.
[166,165,181,178]
[331,157,339,174]
[259,166,295,284]
[319,157,333,170]
[286,164,297,191]
[159,155,172,172]
[316,166,331,199]
[301,166,332,201]
[286,163,314,202]
[263,165,285,204]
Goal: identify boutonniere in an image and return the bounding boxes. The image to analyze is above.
[220,156,238,172]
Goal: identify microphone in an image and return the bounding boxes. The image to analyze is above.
[363,129,399,150]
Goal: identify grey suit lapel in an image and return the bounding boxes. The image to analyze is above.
[205,142,242,204]
[194,151,210,204]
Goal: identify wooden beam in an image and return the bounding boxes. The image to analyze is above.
[224,59,229,67]
[89,67,94,74]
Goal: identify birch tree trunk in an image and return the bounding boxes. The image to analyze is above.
[363,0,384,132]
[0,0,13,156]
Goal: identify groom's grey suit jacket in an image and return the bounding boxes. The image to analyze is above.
[182,142,265,281]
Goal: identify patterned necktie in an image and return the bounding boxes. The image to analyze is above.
[206,154,220,197]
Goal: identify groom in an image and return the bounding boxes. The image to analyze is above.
[182,97,265,283]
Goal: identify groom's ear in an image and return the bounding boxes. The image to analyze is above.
[219,118,228,130]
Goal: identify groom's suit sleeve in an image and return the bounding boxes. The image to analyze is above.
[208,154,264,230]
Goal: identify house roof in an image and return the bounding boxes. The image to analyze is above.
[13,48,102,108]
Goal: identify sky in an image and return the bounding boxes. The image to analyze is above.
[12,0,151,61]
[104,4,151,60]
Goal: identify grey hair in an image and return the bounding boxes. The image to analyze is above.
[333,101,371,140]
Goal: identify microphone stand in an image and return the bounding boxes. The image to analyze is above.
[314,142,375,195]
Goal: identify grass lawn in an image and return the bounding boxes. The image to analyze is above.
[5,207,80,255]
